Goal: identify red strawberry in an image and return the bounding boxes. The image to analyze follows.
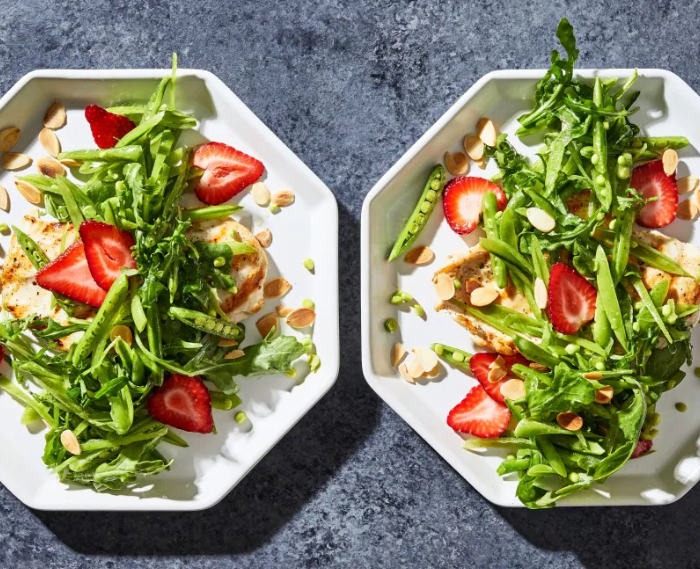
[442,176,507,235]
[631,438,653,459]
[447,385,511,438]
[79,221,137,290]
[85,105,136,149]
[631,160,678,228]
[36,241,107,307]
[470,352,529,403]
[193,142,264,205]
[548,262,597,334]
[147,374,214,433]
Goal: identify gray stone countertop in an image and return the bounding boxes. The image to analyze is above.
[2,1,700,567]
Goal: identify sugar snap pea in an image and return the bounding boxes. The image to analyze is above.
[629,276,672,344]
[169,306,245,340]
[634,136,690,150]
[530,235,550,287]
[499,208,518,250]
[482,192,507,288]
[388,165,446,261]
[611,208,633,285]
[182,205,242,221]
[592,78,612,210]
[513,336,561,369]
[480,238,533,276]
[537,437,567,478]
[58,146,143,163]
[12,226,50,269]
[430,343,473,367]
[592,299,612,351]
[595,246,628,351]
[131,294,148,333]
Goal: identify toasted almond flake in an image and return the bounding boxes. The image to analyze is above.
[0,126,20,151]
[286,307,316,329]
[583,371,603,380]
[218,338,238,347]
[0,183,8,211]
[2,152,31,171]
[256,312,279,338]
[276,305,294,317]
[224,349,246,360]
[271,188,295,207]
[678,175,699,194]
[37,156,66,179]
[470,286,499,307]
[60,430,81,455]
[109,324,133,346]
[252,181,271,206]
[444,151,469,176]
[500,378,526,400]
[413,347,438,372]
[59,158,81,168]
[662,148,678,176]
[434,273,455,301]
[677,198,698,221]
[398,362,415,384]
[476,117,498,147]
[465,278,480,294]
[421,363,441,379]
[406,356,425,379]
[534,277,548,309]
[44,100,67,129]
[527,207,556,232]
[487,355,507,383]
[557,411,583,431]
[463,134,484,161]
[530,362,549,372]
[39,128,61,157]
[475,158,487,170]
[391,343,407,367]
[405,245,434,265]
[15,180,41,204]
[255,228,272,248]
[595,385,614,404]
[264,277,292,299]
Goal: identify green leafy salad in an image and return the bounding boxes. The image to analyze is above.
[0,56,312,492]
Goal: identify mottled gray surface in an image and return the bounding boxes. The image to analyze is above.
[1,0,700,567]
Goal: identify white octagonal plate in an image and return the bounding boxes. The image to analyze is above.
[0,69,339,510]
[362,69,700,507]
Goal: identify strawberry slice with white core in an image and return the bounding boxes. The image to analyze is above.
[548,262,597,334]
[79,221,137,291]
[147,374,214,433]
[631,160,678,228]
[470,352,529,403]
[442,176,507,235]
[446,385,511,438]
[36,241,107,307]
[193,142,264,205]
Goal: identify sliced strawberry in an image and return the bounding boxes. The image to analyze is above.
[470,352,529,403]
[631,438,653,459]
[447,385,511,438]
[193,142,264,205]
[548,262,597,334]
[36,241,107,307]
[85,105,136,149]
[147,374,214,433]
[442,176,507,235]
[79,221,137,290]
[631,160,678,228]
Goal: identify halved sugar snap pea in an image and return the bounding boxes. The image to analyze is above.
[592,78,612,210]
[629,276,672,344]
[58,145,143,163]
[131,295,148,333]
[634,136,690,150]
[530,235,550,287]
[181,205,242,221]
[168,306,244,340]
[12,226,49,270]
[430,343,473,367]
[592,298,612,351]
[482,192,507,288]
[595,246,627,351]
[513,336,560,370]
[388,165,446,262]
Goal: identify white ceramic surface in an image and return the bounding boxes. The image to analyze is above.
[362,69,700,507]
[0,69,339,510]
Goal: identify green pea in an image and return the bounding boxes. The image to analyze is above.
[595,361,605,371]
[568,472,580,483]
[235,411,248,424]
[413,304,425,318]
[565,344,580,355]
[591,153,599,165]
[608,219,617,230]
[0,223,9,234]
[432,344,444,355]
[596,174,606,186]
[651,412,661,426]
[632,322,640,332]
[452,351,464,363]
[302,299,315,309]
[425,190,437,202]
[303,258,315,272]
[667,379,677,390]
[384,318,398,333]
[420,202,431,214]
[194,317,205,327]
[453,279,462,290]
[269,203,280,213]
[617,166,630,179]
[213,256,226,268]
[675,402,688,413]
[693,367,700,379]
[596,212,606,221]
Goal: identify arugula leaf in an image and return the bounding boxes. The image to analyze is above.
[526,364,596,418]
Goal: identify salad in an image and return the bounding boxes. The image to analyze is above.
[387,19,699,507]
[0,56,318,492]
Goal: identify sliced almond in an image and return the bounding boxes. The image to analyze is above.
[677,175,699,194]
[37,156,66,179]
[39,128,61,157]
[475,157,487,170]
[271,188,295,207]
[534,277,548,309]
[0,183,9,211]
[59,158,81,168]
[286,307,316,329]
[256,312,279,338]
[527,207,556,233]
[487,355,507,383]
[218,338,239,347]
[595,385,614,404]
[405,245,434,265]
[444,151,469,176]
[391,343,407,368]
[583,371,603,380]
[109,324,133,346]
[421,363,441,379]
[276,305,294,317]
[2,152,32,171]
[470,286,499,307]
[0,126,20,151]
[557,411,583,431]
[463,134,484,161]
[255,228,272,248]
[398,362,415,384]
[677,198,698,221]
[60,430,81,455]
[662,148,678,176]
[251,181,271,206]
[500,378,526,400]
[413,347,438,373]
[224,349,246,360]
[406,356,424,379]
[15,180,41,204]
[476,117,498,147]
[434,273,455,301]
[263,277,292,299]
[44,100,67,129]
[465,278,480,294]
[529,362,549,372]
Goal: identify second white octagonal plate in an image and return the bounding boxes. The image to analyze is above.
[0,69,339,510]
[362,69,700,507]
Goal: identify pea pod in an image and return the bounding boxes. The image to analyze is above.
[499,208,518,250]
[482,192,507,288]
[58,145,143,163]
[611,209,633,285]
[513,336,561,369]
[592,78,612,210]
[629,276,672,344]
[480,237,534,276]
[595,246,628,351]
[537,436,567,478]
[388,165,446,261]
[430,343,473,367]
[592,299,612,351]
[12,226,50,269]
[514,418,574,438]
[634,136,690,151]
[169,306,245,340]
[182,205,243,221]
[131,294,148,333]
[530,235,550,287]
